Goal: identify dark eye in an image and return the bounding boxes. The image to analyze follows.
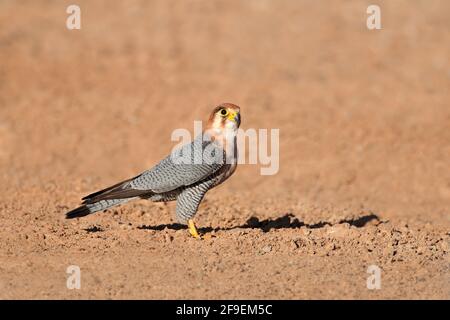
[220,109,228,116]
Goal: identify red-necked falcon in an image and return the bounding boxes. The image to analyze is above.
[66,103,241,239]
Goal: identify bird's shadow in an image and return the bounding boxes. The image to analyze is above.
[137,213,380,233]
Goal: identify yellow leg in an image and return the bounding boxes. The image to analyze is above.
[188,219,202,239]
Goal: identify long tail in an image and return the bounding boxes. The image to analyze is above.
[66,177,152,219]
[66,198,132,219]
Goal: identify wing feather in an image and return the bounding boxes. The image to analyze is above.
[80,135,225,203]
[130,135,225,193]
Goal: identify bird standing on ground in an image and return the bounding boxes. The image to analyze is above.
[66,103,241,239]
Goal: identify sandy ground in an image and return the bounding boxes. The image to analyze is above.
[0,0,449,299]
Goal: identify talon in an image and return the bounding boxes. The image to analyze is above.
[188,219,202,239]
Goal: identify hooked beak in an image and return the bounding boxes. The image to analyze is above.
[228,112,241,127]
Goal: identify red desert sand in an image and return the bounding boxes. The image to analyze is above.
[0,0,448,299]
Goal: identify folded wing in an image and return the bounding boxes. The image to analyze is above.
[81,136,225,204]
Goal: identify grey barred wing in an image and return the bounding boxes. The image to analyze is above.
[78,137,226,205]
[130,139,226,193]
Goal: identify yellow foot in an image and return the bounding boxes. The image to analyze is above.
[188,219,202,239]
[187,220,215,240]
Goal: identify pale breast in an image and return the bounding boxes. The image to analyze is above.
[208,128,238,187]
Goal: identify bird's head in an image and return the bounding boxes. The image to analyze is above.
[207,103,241,132]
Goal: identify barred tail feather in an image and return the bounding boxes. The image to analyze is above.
[66,198,130,219]
[66,205,91,219]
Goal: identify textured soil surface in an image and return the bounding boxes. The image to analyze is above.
[0,0,449,299]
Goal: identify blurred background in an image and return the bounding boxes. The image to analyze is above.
[1,0,448,222]
[0,0,449,299]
